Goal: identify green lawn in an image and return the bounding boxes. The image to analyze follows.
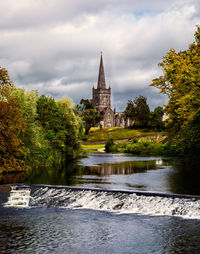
[82,144,105,150]
[81,143,105,152]
[85,127,166,142]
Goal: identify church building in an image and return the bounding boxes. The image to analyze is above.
[91,54,132,128]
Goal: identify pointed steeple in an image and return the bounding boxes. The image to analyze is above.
[97,52,106,89]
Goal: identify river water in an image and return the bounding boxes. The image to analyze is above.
[1,153,200,253]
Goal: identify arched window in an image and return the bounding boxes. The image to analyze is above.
[108,113,111,120]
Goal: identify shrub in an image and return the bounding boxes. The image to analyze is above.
[105,138,115,152]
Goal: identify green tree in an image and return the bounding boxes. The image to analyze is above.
[10,88,49,166]
[124,100,135,122]
[78,99,101,134]
[0,68,26,172]
[56,98,84,158]
[150,106,164,130]
[150,26,200,153]
[37,94,62,133]
[37,95,83,161]
[124,96,150,127]
[134,96,150,126]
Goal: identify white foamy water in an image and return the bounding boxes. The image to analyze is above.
[30,187,200,219]
[5,186,31,208]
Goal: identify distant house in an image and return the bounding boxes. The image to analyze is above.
[91,54,132,127]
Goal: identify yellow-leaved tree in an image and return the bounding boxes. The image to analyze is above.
[150,26,200,153]
[0,67,26,173]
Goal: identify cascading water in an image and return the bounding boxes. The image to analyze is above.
[4,185,200,219]
[4,185,31,208]
[28,186,200,219]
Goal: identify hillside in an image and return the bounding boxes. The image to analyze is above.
[83,127,166,143]
[82,127,166,152]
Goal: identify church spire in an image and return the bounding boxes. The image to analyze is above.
[97,52,106,89]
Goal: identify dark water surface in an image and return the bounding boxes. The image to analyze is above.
[1,153,200,195]
[1,153,200,253]
[0,207,200,254]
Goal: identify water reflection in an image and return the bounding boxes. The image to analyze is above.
[83,160,158,176]
[168,157,200,195]
[23,161,85,186]
[1,153,200,195]
[0,172,24,185]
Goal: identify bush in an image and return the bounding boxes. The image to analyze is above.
[104,137,182,156]
[131,138,138,144]
[105,138,115,152]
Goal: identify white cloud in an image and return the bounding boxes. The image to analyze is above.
[0,0,200,110]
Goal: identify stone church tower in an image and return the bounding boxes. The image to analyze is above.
[92,53,115,127]
[91,53,132,128]
[92,53,111,112]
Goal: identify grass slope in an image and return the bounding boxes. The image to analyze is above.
[85,127,166,142]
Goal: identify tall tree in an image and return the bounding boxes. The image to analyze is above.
[0,68,26,172]
[56,98,84,158]
[124,100,135,121]
[150,26,200,153]
[10,88,49,166]
[78,99,101,134]
[124,96,150,127]
[134,96,150,126]
[150,106,164,130]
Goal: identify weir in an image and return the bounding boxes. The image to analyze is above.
[4,184,200,219]
[4,185,31,208]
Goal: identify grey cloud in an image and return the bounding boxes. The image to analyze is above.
[0,0,182,30]
[112,87,168,112]
[0,0,200,112]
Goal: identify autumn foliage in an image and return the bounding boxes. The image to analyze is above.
[150,26,200,153]
[0,68,26,173]
[0,67,84,173]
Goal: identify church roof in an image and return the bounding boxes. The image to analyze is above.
[97,53,106,89]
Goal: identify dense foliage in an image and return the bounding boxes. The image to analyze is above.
[150,106,164,130]
[124,96,150,126]
[105,138,115,152]
[124,96,164,129]
[78,99,101,134]
[150,26,200,154]
[105,138,178,156]
[0,68,26,172]
[0,68,84,173]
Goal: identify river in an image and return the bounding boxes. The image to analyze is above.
[0,153,200,253]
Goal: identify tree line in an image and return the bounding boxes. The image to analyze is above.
[0,68,84,173]
[124,95,164,130]
[1,26,200,172]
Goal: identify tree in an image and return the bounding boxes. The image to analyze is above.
[78,99,101,134]
[150,26,200,153]
[124,100,135,121]
[134,96,150,126]
[56,98,84,158]
[124,96,150,127]
[37,95,83,161]
[37,94,62,133]
[150,106,164,130]
[0,67,26,172]
[10,88,49,166]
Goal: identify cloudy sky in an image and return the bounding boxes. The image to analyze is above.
[1,0,200,111]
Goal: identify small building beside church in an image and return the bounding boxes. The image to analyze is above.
[91,54,132,128]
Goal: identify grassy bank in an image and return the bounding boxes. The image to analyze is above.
[105,138,179,156]
[84,127,166,143]
[82,127,167,153]
[82,144,105,152]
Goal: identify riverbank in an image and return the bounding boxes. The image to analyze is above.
[82,127,167,153]
[84,127,166,142]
